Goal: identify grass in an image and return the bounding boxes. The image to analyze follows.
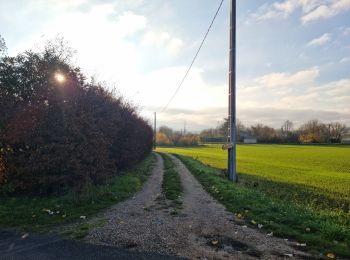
[157,144,350,212]
[159,153,183,212]
[157,144,350,257]
[174,154,350,258]
[62,219,107,239]
[0,154,156,232]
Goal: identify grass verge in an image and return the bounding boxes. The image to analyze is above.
[174,154,350,259]
[159,153,182,213]
[0,154,156,232]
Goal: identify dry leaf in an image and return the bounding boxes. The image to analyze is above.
[211,240,219,246]
[326,253,336,259]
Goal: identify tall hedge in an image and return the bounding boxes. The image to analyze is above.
[0,41,153,196]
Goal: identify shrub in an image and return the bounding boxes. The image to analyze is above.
[0,39,153,196]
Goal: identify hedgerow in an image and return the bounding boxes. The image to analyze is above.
[0,39,153,195]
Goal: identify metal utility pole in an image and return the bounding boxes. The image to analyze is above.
[228,0,237,182]
[153,112,157,149]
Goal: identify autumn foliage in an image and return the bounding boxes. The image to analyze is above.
[0,40,153,195]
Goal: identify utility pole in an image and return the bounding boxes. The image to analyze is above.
[184,120,187,135]
[228,0,237,182]
[153,112,157,149]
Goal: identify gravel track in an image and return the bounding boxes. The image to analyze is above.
[85,153,313,259]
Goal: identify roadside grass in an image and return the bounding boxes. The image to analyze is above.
[0,154,156,232]
[62,218,107,239]
[159,153,183,213]
[174,154,350,258]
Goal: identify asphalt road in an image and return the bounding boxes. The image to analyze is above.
[0,230,181,260]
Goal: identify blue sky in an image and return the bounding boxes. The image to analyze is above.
[1,0,349,131]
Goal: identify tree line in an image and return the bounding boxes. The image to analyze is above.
[200,119,349,144]
[0,36,153,196]
[156,126,199,146]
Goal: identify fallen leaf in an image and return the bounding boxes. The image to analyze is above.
[211,240,219,246]
[326,253,336,259]
[258,224,263,229]
[267,232,273,236]
[251,220,257,225]
[80,216,86,219]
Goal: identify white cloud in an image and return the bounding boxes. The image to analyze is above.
[115,11,147,37]
[316,79,350,96]
[252,0,350,24]
[142,31,183,54]
[233,70,350,127]
[343,27,350,35]
[306,33,331,47]
[339,57,350,63]
[254,67,319,88]
[302,0,350,23]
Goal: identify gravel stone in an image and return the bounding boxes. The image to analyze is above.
[85,153,313,259]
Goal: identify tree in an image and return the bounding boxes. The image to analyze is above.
[249,124,277,142]
[0,35,6,58]
[329,122,348,143]
[156,132,172,145]
[299,120,327,143]
[159,126,173,139]
[281,120,293,135]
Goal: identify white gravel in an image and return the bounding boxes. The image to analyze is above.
[85,153,313,259]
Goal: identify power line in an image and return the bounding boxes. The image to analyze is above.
[160,0,224,113]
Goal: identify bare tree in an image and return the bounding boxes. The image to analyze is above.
[158,126,174,139]
[250,124,277,142]
[329,122,348,142]
[281,120,293,135]
[0,35,7,57]
[299,120,328,143]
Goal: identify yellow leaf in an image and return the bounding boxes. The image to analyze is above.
[251,220,257,225]
[211,240,219,246]
[326,253,335,259]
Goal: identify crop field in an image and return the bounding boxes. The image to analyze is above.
[157,144,350,256]
[157,144,350,212]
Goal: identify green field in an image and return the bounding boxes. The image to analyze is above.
[157,144,350,257]
[157,144,350,211]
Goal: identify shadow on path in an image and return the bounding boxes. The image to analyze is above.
[0,230,180,260]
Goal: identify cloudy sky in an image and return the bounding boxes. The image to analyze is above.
[1,0,349,131]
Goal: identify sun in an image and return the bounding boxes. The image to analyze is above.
[54,73,66,83]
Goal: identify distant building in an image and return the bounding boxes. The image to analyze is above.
[244,137,257,144]
[341,134,350,144]
[240,131,257,144]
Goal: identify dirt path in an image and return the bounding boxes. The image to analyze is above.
[85,153,312,259]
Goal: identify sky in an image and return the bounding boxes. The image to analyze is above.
[0,0,349,132]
